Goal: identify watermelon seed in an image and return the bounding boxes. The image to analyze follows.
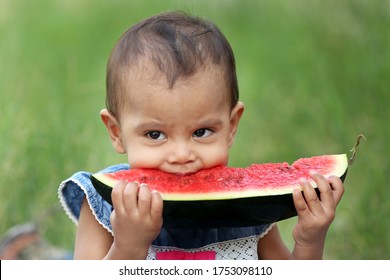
[348,134,366,165]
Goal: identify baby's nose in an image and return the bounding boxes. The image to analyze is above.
[167,141,196,164]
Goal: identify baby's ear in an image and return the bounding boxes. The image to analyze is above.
[228,101,244,148]
[100,109,126,154]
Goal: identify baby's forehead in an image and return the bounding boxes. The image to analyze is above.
[125,57,229,91]
[117,59,231,109]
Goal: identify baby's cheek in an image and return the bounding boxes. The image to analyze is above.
[127,149,163,169]
[201,145,229,168]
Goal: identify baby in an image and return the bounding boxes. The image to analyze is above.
[59,11,344,260]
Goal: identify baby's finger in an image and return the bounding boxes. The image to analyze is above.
[292,188,310,217]
[327,175,345,206]
[122,182,140,213]
[111,180,127,213]
[300,178,323,215]
[137,184,152,216]
[150,190,163,224]
[310,171,334,211]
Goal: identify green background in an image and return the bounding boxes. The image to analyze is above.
[1,0,389,259]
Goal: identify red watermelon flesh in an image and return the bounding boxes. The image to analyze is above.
[92,154,348,201]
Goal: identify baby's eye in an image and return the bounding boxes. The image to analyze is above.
[193,128,213,138]
[146,131,166,140]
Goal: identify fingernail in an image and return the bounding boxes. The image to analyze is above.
[151,190,161,197]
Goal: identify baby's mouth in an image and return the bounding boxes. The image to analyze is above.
[171,171,196,176]
[162,167,200,176]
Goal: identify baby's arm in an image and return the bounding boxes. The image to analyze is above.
[73,199,114,259]
[73,181,163,260]
[258,172,344,259]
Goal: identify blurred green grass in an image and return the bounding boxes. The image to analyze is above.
[1,0,389,259]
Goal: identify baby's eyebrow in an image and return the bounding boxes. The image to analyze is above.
[135,121,165,132]
[134,118,224,132]
[197,118,223,127]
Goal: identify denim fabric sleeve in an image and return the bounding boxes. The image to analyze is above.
[58,164,129,234]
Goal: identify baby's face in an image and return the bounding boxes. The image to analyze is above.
[116,61,243,174]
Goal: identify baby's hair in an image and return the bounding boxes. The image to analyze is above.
[106,11,239,117]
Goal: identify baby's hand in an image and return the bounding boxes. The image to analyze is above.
[109,181,163,259]
[292,171,344,248]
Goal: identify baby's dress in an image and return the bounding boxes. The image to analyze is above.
[58,164,274,260]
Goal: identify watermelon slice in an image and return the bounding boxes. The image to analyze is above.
[91,154,348,228]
